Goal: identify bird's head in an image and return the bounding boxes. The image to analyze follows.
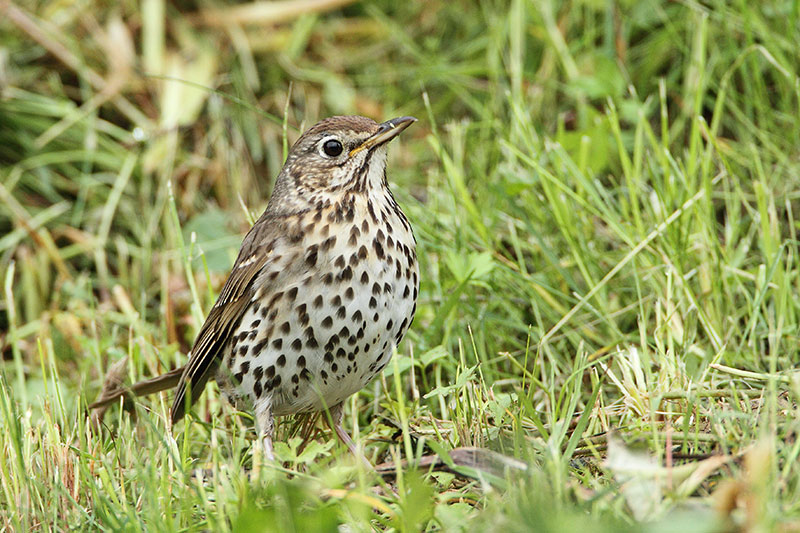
[268,115,416,214]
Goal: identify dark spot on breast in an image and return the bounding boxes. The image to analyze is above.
[334,255,345,268]
[280,321,291,334]
[321,235,336,251]
[291,338,302,351]
[313,294,323,308]
[304,327,318,348]
[352,310,362,322]
[323,272,334,285]
[369,296,377,308]
[373,239,384,259]
[253,339,267,355]
[360,271,369,284]
[358,245,368,260]
[340,266,353,281]
[239,361,250,374]
[336,347,346,358]
[266,365,275,378]
[287,287,298,301]
[344,287,354,300]
[349,225,360,243]
[336,305,346,319]
[322,316,333,328]
[277,354,287,367]
[305,244,319,267]
[325,334,339,351]
[272,338,283,350]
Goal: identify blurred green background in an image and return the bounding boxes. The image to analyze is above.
[1,0,800,530]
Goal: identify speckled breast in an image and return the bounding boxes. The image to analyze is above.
[219,190,418,416]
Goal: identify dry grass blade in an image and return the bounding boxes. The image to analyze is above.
[375,447,528,482]
[193,0,358,27]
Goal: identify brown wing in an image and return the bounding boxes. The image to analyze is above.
[170,213,282,424]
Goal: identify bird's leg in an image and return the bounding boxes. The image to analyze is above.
[328,402,372,469]
[254,401,275,461]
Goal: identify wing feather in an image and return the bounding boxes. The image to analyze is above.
[170,215,281,424]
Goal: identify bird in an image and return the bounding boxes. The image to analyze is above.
[90,115,419,463]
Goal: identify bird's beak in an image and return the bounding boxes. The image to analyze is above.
[349,116,417,157]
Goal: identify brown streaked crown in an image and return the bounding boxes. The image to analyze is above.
[299,115,380,140]
[264,116,398,216]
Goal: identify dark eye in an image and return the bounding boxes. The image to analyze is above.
[322,139,343,157]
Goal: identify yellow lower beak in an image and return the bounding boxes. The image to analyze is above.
[349,116,417,157]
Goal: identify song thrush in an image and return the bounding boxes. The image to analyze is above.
[91,115,419,462]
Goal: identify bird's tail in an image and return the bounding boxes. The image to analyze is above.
[89,365,185,409]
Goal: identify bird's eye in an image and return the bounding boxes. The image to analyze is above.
[322,139,343,157]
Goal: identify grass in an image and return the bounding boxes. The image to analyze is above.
[1,0,800,530]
